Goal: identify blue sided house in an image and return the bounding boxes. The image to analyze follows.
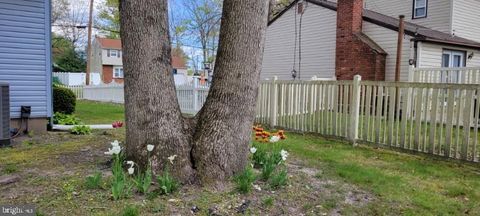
[0,0,52,134]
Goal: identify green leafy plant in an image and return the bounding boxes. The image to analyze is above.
[53,85,76,114]
[54,112,82,125]
[85,172,102,189]
[269,169,288,189]
[121,205,139,216]
[260,151,282,181]
[252,145,268,167]
[157,170,179,195]
[132,145,155,194]
[262,196,274,207]
[3,164,18,174]
[106,141,133,200]
[70,125,91,135]
[234,166,256,194]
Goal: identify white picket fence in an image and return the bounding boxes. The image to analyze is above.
[413,67,480,84]
[53,72,102,85]
[76,80,210,114]
[58,84,84,99]
[256,76,480,162]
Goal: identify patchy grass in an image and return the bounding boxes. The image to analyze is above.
[272,133,480,215]
[75,100,124,124]
[0,128,479,215]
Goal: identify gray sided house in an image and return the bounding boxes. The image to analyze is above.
[0,0,52,132]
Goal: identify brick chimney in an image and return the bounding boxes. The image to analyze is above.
[335,0,386,80]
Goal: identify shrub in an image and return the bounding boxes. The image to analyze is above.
[157,170,179,195]
[85,172,102,189]
[234,167,256,194]
[53,85,76,114]
[269,169,288,189]
[53,112,81,125]
[70,125,91,135]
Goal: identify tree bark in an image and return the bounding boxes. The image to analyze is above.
[120,0,269,185]
[119,0,195,182]
[192,0,270,183]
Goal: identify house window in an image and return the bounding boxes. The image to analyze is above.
[172,68,178,75]
[110,49,118,57]
[413,0,427,19]
[113,67,124,78]
[441,50,466,83]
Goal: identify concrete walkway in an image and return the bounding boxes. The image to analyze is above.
[52,124,114,131]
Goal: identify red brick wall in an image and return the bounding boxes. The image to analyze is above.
[102,65,124,84]
[335,0,386,81]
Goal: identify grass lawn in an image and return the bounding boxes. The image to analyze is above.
[75,100,125,124]
[1,101,478,215]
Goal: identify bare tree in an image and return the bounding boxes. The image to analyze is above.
[54,0,90,48]
[182,0,222,65]
[52,0,70,24]
[119,0,269,184]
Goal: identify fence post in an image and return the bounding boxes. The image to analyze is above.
[269,76,278,128]
[349,75,361,144]
[193,78,199,112]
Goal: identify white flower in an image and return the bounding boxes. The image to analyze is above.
[111,140,120,147]
[253,184,262,191]
[126,161,135,168]
[270,135,280,143]
[250,147,257,154]
[147,144,154,152]
[128,167,134,175]
[168,155,177,164]
[280,149,289,161]
[104,141,122,155]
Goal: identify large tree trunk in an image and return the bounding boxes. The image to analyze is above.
[120,0,269,184]
[192,0,270,183]
[119,0,195,181]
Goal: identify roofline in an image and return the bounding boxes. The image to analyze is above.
[268,0,480,50]
[412,38,480,49]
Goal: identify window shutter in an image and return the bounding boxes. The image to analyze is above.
[118,51,121,58]
[107,49,111,57]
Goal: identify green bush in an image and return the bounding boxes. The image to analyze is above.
[53,85,76,114]
[53,112,82,125]
[70,125,91,135]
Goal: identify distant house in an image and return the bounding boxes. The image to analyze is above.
[90,37,188,84]
[262,0,480,81]
[0,0,52,132]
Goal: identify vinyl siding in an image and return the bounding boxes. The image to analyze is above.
[0,0,51,118]
[362,21,413,81]
[364,0,452,34]
[418,42,480,67]
[262,3,337,80]
[452,0,480,43]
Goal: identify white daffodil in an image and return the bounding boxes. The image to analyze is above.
[128,167,134,175]
[111,140,120,147]
[147,144,154,152]
[104,142,122,155]
[250,147,257,154]
[280,149,289,161]
[270,135,280,143]
[168,155,177,164]
[126,161,135,168]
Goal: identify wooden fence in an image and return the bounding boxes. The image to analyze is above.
[256,76,480,162]
[413,67,480,84]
